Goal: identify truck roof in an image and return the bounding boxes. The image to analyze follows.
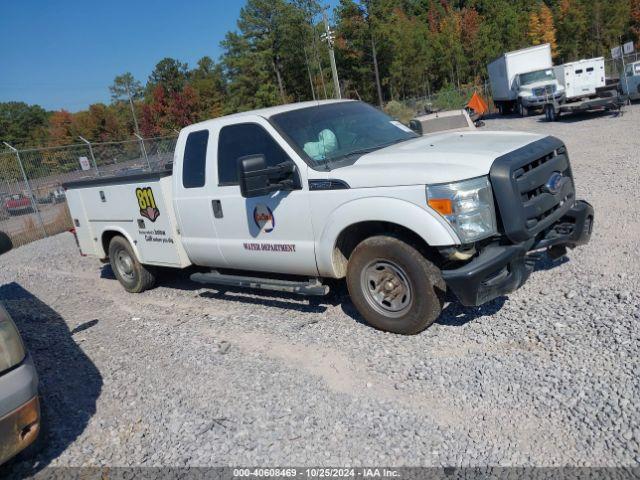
[560,57,604,67]
[488,43,550,66]
[186,99,354,130]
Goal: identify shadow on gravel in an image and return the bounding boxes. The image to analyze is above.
[436,296,507,327]
[533,254,569,272]
[199,289,331,313]
[99,264,117,280]
[535,108,622,124]
[0,283,102,478]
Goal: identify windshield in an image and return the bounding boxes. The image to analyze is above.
[519,69,556,85]
[269,101,418,168]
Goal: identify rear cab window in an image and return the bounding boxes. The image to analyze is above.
[182,130,209,188]
[217,123,289,186]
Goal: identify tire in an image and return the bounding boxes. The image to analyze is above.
[544,104,555,122]
[545,104,559,122]
[497,102,506,116]
[518,101,528,117]
[0,231,12,255]
[108,236,156,293]
[346,235,445,335]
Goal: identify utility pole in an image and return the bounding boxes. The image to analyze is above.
[303,45,316,101]
[322,11,341,99]
[363,0,383,107]
[371,33,383,107]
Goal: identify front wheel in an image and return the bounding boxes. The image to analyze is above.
[346,236,445,335]
[108,236,156,293]
[518,101,529,117]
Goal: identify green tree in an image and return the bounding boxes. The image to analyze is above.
[147,58,189,94]
[109,72,143,102]
[189,57,226,120]
[555,0,588,62]
[0,102,49,146]
[222,0,307,111]
[109,72,144,135]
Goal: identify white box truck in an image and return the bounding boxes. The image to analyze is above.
[64,100,593,335]
[488,44,565,116]
[554,57,606,100]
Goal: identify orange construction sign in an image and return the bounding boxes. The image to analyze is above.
[467,91,489,118]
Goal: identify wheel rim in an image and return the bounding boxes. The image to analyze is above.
[360,259,413,318]
[114,248,135,281]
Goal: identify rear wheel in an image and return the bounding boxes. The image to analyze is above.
[346,235,445,335]
[108,236,156,293]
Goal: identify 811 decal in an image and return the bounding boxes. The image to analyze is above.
[136,187,160,222]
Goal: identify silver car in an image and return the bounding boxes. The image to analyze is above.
[0,304,39,465]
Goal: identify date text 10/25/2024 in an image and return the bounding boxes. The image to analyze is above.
[232,468,400,478]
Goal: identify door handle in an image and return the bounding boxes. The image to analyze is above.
[212,200,223,218]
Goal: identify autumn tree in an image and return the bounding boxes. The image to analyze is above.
[528,3,558,57]
[48,110,74,146]
[139,85,199,137]
[632,0,640,47]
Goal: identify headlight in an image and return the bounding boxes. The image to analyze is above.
[426,176,497,243]
[0,306,26,373]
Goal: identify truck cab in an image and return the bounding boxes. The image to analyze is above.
[65,100,594,335]
[621,61,640,100]
[514,68,565,116]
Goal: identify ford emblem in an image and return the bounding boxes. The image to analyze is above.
[545,172,566,195]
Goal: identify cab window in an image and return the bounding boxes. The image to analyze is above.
[217,123,289,186]
[182,130,209,188]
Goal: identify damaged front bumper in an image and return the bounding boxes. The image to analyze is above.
[0,355,40,466]
[442,200,594,307]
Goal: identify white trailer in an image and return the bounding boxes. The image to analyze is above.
[488,44,564,116]
[554,57,606,101]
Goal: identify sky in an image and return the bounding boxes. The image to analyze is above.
[0,0,256,112]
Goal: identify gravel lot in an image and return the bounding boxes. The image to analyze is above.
[1,105,639,474]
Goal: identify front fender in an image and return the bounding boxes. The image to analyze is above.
[316,197,459,277]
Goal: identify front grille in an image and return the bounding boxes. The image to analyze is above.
[533,84,556,96]
[490,136,575,243]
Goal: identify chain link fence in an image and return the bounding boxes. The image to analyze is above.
[0,135,177,250]
[384,83,495,123]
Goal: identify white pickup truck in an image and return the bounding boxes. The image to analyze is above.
[64,100,593,334]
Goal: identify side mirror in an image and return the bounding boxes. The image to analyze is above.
[237,155,297,198]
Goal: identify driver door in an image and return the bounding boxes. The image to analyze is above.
[211,118,318,277]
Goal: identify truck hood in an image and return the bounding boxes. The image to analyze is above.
[318,130,545,187]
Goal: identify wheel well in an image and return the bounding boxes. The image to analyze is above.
[101,231,124,258]
[332,221,442,278]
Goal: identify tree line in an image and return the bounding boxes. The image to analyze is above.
[2,0,639,148]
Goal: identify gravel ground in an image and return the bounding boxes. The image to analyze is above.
[1,104,639,473]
